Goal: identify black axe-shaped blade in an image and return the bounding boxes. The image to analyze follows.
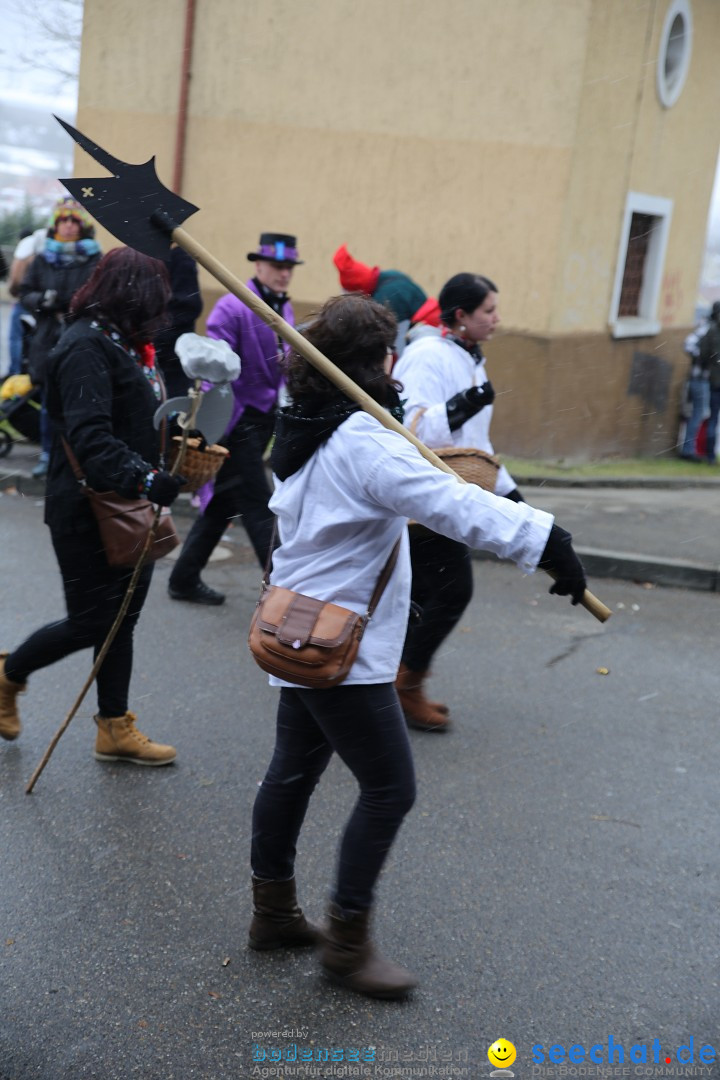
[55,115,199,261]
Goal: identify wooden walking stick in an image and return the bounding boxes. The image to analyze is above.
[52,116,611,625]
[25,386,205,794]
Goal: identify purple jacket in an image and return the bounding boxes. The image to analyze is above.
[206,278,293,432]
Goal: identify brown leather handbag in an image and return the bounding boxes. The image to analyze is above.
[62,439,179,568]
[248,534,400,689]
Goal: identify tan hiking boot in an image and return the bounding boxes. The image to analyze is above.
[0,653,25,741]
[395,663,450,732]
[94,711,176,766]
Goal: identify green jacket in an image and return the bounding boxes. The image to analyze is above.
[372,270,426,323]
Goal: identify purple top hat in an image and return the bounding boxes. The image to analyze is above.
[247,232,303,265]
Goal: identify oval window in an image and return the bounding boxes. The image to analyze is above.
[657,0,693,108]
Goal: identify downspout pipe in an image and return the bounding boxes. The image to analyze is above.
[172,0,196,195]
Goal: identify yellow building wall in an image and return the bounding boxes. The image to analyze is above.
[76,0,594,324]
[551,0,720,334]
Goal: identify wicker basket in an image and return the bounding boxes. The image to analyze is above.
[433,446,500,492]
[168,436,230,493]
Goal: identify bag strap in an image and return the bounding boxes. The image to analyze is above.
[408,407,426,436]
[364,536,401,619]
[61,436,87,485]
[262,518,400,619]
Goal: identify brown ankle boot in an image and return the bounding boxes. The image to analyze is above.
[248,876,319,950]
[320,903,417,999]
[0,653,25,741]
[395,663,450,731]
[94,712,176,766]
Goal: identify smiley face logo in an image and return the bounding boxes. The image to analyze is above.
[488,1040,517,1069]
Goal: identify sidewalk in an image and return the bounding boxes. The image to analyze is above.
[3,437,720,592]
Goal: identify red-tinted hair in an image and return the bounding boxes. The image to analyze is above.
[70,246,171,345]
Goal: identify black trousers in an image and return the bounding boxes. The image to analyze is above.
[251,684,416,912]
[401,528,474,673]
[169,411,275,585]
[5,530,153,718]
[204,410,275,564]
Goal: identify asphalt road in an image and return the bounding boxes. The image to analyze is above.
[1,493,720,1080]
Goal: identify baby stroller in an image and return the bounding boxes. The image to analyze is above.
[0,374,41,458]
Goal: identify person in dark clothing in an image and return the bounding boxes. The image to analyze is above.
[168,231,302,606]
[19,196,102,477]
[153,245,203,400]
[0,248,184,765]
[699,302,720,464]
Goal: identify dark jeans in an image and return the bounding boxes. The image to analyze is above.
[5,530,153,717]
[251,684,416,911]
[682,376,710,457]
[705,387,720,463]
[401,528,474,672]
[9,302,24,376]
[205,409,275,565]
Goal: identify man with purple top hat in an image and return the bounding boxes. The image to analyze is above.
[168,232,302,605]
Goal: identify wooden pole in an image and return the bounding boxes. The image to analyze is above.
[172,227,611,624]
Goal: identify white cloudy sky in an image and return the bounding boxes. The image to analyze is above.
[0,1,80,113]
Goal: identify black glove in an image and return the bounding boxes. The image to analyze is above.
[504,487,524,503]
[446,381,495,431]
[145,470,186,507]
[40,289,58,310]
[538,524,586,605]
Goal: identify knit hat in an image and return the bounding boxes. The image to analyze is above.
[332,244,380,295]
[49,195,93,236]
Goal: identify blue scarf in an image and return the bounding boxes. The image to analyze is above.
[44,237,101,266]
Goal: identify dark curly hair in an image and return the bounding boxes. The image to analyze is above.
[70,246,171,346]
[285,293,398,407]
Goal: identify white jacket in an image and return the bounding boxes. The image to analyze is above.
[268,411,553,686]
[393,335,515,496]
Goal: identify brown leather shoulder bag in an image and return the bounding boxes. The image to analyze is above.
[248,532,400,689]
[62,438,179,568]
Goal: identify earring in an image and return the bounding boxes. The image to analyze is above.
[459,325,466,333]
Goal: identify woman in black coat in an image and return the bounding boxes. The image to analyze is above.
[19,196,102,476]
[0,247,185,765]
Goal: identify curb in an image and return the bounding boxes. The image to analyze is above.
[471,546,720,593]
[514,475,720,489]
[1,471,200,518]
[5,467,720,592]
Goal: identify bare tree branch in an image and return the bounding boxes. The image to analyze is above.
[3,1,83,94]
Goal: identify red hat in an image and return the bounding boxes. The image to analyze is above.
[411,297,441,327]
[332,244,380,295]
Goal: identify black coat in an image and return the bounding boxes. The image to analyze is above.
[19,248,101,385]
[43,319,164,534]
[153,247,203,399]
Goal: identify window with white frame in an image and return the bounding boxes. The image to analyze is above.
[609,192,673,339]
[656,0,693,109]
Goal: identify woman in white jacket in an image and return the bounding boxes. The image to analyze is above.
[248,293,585,1000]
[392,272,520,731]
